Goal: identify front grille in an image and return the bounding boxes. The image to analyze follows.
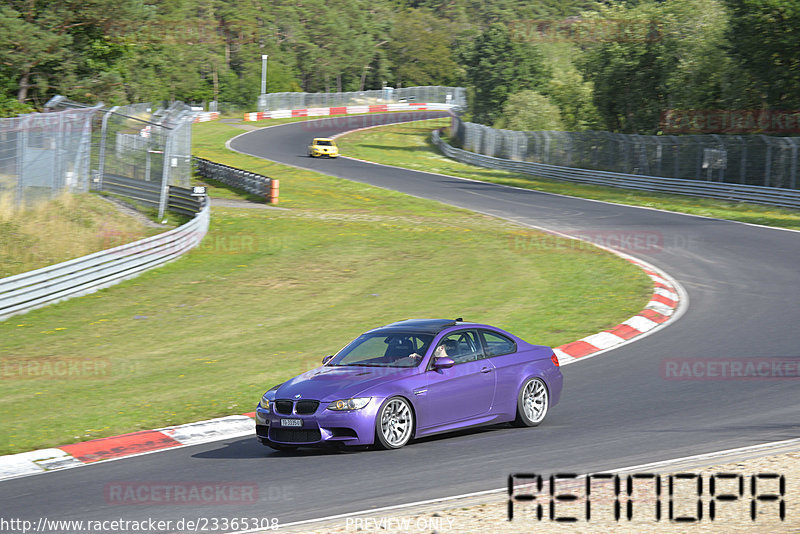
[274,400,294,415]
[295,400,319,415]
[270,428,321,443]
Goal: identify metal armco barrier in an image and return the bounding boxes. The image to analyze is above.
[432,130,800,210]
[0,200,210,322]
[193,157,273,201]
[100,175,203,216]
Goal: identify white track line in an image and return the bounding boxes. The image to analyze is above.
[235,437,800,533]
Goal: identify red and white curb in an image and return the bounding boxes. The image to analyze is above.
[0,250,681,482]
[0,415,255,481]
[555,254,683,365]
[243,102,454,122]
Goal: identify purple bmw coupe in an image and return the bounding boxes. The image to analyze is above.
[255,319,563,450]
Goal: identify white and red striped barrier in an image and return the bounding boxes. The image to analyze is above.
[244,102,454,122]
[193,111,220,123]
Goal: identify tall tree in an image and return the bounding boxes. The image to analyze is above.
[0,6,71,105]
[725,0,800,108]
[579,0,735,133]
[386,9,462,87]
[460,23,550,124]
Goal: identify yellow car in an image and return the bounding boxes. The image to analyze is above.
[308,137,339,158]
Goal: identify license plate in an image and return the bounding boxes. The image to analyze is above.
[280,419,302,427]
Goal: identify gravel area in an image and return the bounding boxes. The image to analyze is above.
[291,446,799,533]
[209,198,288,209]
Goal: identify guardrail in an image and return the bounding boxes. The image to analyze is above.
[432,130,800,210]
[193,157,276,202]
[0,199,210,322]
[100,175,204,217]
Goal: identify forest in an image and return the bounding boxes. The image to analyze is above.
[1,0,798,134]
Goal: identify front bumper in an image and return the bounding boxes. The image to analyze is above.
[255,400,378,447]
[310,149,338,157]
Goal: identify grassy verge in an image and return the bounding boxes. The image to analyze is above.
[336,118,800,230]
[0,117,651,455]
[0,193,166,278]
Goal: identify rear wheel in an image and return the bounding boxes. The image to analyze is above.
[512,377,549,427]
[375,397,414,449]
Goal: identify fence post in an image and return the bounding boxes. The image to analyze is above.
[158,130,174,220]
[14,115,28,207]
[96,106,118,191]
[762,135,772,187]
[789,137,799,189]
[737,136,746,184]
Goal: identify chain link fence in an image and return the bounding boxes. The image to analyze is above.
[258,86,466,112]
[0,105,101,207]
[450,115,800,189]
[5,97,196,217]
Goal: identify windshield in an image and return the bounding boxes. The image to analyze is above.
[315,140,333,146]
[329,332,433,368]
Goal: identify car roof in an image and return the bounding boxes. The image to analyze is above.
[313,137,334,142]
[368,318,479,335]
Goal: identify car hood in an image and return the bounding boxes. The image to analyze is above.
[275,366,416,401]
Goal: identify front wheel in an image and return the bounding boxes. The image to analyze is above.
[375,397,415,449]
[512,377,549,427]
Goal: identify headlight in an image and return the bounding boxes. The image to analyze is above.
[327,397,371,411]
[259,384,282,412]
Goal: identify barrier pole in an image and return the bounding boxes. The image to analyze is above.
[269,179,280,204]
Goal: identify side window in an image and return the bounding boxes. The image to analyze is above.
[432,330,484,364]
[480,330,516,357]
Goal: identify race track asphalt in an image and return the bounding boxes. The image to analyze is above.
[3,112,799,530]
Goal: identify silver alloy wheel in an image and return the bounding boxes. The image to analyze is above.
[522,378,548,423]
[380,398,413,448]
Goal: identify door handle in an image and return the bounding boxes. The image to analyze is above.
[480,367,493,373]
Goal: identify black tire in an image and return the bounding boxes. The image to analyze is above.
[374,397,415,449]
[512,377,549,427]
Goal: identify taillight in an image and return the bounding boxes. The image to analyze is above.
[551,352,559,367]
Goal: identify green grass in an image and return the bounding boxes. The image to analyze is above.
[336,118,800,230]
[0,192,166,278]
[0,117,651,455]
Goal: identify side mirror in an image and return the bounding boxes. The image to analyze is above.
[322,355,334,365]
[432,356,455,370]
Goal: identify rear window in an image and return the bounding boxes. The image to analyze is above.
[480,330,516,357]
